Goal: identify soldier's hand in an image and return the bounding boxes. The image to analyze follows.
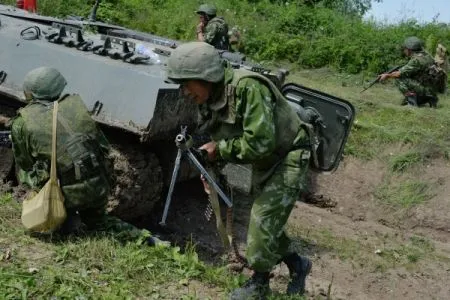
[199,141,217,161]
[200,174,211,195]
[379,73,389,82]
[0,116,10,126]
[196,22,205,33]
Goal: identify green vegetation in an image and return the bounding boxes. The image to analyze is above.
[375,180,432,208]
[0,194,242,299]
[288,225,441,272]
[2,0,449,74]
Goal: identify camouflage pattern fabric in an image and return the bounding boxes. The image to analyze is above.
[198,67,309,272]
[12,95,111,210]
[78,208,151,243]
[247,149,309,272]
[204,17,230,50]
[435,43,448,71]
[11,95,147,242]
[397,51,436,97]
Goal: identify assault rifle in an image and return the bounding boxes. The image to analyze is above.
[0,131,11,148]
[360,65,401,93]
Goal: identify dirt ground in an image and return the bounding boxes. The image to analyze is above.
[153,156,450,300]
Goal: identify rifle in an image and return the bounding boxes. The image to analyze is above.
[361,65,401,93]
[0,131,11,148]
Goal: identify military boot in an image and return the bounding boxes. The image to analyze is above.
[406,95,418,106]
[229,272,270,300]
[283,253,312,295]
[422,95,439,108]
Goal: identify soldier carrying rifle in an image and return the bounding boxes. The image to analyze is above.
[376,37,443,107]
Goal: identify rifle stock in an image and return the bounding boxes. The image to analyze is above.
[361,65,401,93]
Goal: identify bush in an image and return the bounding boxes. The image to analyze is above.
[4,0,450,74]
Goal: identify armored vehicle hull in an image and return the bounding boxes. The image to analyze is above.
[0,5,198,221]
[0,5,355,224]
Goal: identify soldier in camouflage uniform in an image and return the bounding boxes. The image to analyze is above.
[380,36,438,107]
[196,4,230,50]
[11,67,164,246]
[166,42,312,299]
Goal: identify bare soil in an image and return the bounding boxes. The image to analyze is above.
[156,155,450,300]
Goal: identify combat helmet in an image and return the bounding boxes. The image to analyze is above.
[196,4,217,17]
[23,67,67,101]
[403,36,424,51]
[166,42,224,83]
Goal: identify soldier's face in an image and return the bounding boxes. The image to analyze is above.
[181,80,212,105]
[403,48,412,57]
[199,14,207,25]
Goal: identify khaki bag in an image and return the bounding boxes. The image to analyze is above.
[21,101,67,232]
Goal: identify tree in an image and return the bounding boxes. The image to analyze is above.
[302,0,383,16]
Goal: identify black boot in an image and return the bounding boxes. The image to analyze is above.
[406,95,418,106]
[425,95,439,108]
[229,272,270,300]
[283,253,312,295]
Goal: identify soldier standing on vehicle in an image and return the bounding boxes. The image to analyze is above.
[10,67,164,246]
[196,4,230,50]
[379,36,439,107]
[166,42,312,299]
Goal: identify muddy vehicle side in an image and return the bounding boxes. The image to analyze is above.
[0,4,355,223]
[0,5,200,221]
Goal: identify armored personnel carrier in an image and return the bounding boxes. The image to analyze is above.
[0,4,355,222]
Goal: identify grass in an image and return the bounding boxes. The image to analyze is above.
[0,194,242,299]
[288,225,441,273]
[289,69,450,161]
[389,151,424,173]
[375,179,433,208]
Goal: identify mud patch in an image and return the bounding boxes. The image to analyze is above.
[107,144,163,223]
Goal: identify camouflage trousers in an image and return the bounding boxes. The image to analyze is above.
[396,78,435,97]
[246,149,309,272]
[65,207,150,243]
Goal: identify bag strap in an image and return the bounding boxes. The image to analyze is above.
[50,101,59,181]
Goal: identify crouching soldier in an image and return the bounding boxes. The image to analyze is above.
[11,67,164,246]
[380,36,439,107]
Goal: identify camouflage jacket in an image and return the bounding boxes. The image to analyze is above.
[399,51,435,83]
[11,95,112,210]
[198,68,308,186]
[204,16,230,50]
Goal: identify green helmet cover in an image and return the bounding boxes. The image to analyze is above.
[23,67,67,100]
[403,36,424,51]
[166,42,224,83]
[196,4,217,16]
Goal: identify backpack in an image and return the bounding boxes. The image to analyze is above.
[56,114,113,209]
[427,43,448,93]
[426,63,447,93]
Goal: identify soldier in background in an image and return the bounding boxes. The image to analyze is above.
[379,36,439,107]
[196,4,230,50]
[166,42,312,299]
[10,67,165,246]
